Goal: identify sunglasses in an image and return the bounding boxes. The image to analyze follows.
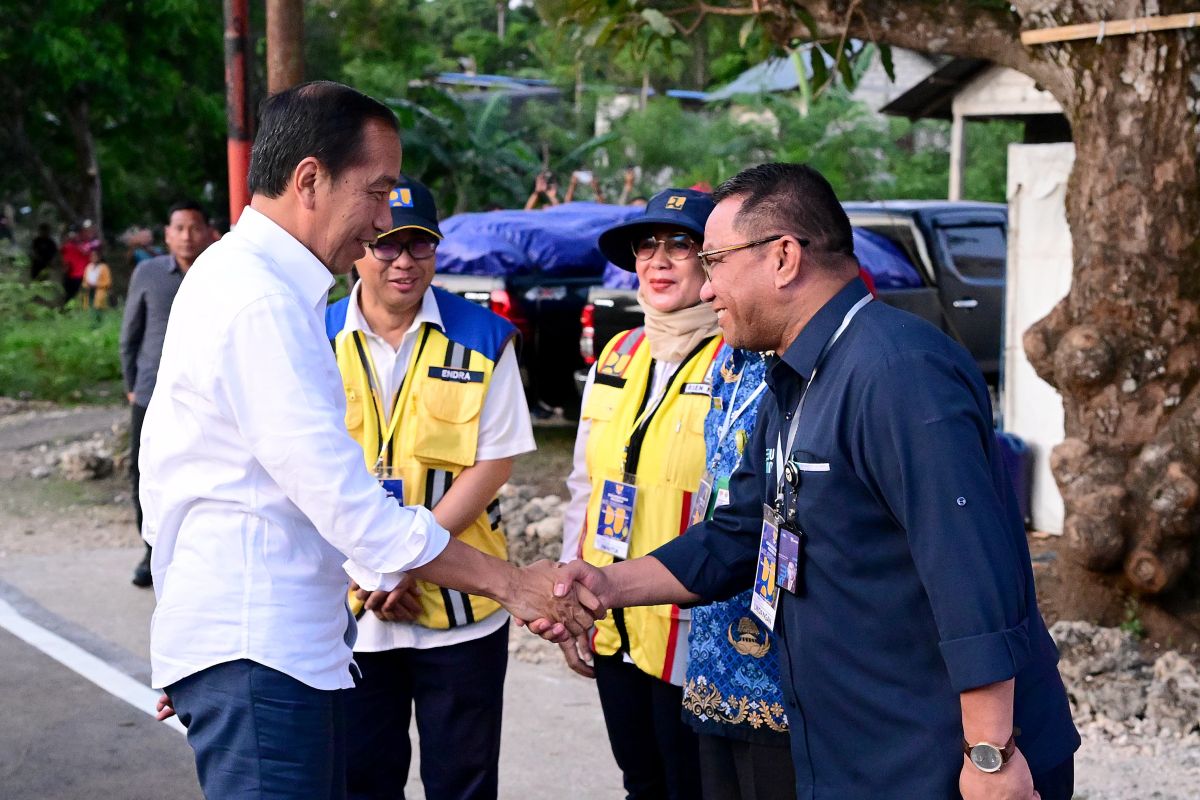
[367,237,439,262]
[632,233,699,262]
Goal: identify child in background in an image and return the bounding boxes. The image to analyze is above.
[83,249,112,310]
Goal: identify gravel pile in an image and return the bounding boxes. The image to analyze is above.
[499,484,566,567]
[31,421,130,482]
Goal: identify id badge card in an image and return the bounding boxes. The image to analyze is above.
[595,478,637,559]
[380,478,405,505]
[776,527,802,594]
[689,472,715,526]
[713,478,731,511]
[750,504,781,630]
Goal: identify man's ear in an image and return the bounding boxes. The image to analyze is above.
[773,236,804,289]
[293,157,322,211]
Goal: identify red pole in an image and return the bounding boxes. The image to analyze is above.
[224,0,252,226]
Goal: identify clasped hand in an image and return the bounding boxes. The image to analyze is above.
[507,559,608,643]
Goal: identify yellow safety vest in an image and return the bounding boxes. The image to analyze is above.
[331,293,513,630]
[577,327,723,683]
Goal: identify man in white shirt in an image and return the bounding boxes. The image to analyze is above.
[140,81,599,800]
[325,176,535,799]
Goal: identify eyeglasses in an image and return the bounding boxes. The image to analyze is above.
[367,237,439,262]
[698,234,808,279]
[632,233,699,262]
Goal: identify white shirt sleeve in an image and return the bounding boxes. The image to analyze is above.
[560,364,596,563]
[474,340,537,462]
[213,294,450,590]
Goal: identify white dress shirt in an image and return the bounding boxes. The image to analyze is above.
[341,282,536,651]
[140,206,450,692]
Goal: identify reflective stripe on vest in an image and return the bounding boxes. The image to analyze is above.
[333,323,507,630]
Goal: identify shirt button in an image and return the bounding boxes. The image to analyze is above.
[957,497,967,507]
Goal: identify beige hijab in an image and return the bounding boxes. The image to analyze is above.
[637,289,721,362]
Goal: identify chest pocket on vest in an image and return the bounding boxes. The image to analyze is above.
[412,377,486,467]
[344,387,365,434]
[663,395,710,491]
[582,384,622,480]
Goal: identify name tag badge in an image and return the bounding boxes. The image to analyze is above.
[714,483,731,509]
[776,528,803,594]
[428,366,484,383]
[689,472,715,526]
[750,504,781,630]
[595,479,637,559]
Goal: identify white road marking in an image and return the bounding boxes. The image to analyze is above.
[0,597,186,735]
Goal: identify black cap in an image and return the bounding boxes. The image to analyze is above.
[381,177,441,240]
[598,188,716,271]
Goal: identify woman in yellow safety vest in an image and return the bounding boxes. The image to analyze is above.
[560,187,720,800]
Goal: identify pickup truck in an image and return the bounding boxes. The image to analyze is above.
[432,202,642,417]
[580,201,1007,387]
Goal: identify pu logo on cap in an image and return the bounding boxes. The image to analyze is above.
[390,188,414,208]
[666,195,687,210]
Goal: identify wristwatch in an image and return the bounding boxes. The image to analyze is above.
[962,736,1016,773]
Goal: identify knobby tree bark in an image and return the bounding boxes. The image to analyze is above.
[758,0,1200,595]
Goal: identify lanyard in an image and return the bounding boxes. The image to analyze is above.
[774,294,872,500]
[352,326,428,471]
[709,366,767,471]
[621,336,715,476]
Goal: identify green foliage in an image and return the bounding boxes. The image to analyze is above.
[1120,598,1148,639]
[0,271,121,403]
[0,0,226,231]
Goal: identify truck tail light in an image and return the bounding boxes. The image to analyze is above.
[580,303,596,365]
[489,289,533,342]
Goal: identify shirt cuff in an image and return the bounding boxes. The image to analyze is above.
[939,617,1032,693]
[343,561,403,593]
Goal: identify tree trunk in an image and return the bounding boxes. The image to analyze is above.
[761,1,1200,596]
[1023,21,1200,595]
[63,90,102,233]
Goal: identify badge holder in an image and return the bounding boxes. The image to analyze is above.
[689,472,715,526]
[375,464,405,506]
[595,474,637,559]
[750,504,782,630]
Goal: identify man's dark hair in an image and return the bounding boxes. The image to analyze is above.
[247,81,399,198]
[167,200,208,223]
[713,163,855,266]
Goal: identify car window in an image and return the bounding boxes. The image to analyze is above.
[937,225,1006,281]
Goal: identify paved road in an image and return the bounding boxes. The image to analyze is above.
[0,626,201,800]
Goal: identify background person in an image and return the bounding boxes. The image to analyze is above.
[546,162,1079,800]
[119,200,212,587]
[82,247,112,310]
[559,187,720,800]
[30,223,58,280]
[326,177,536,800]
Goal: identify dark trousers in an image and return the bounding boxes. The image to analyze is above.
[593,654,701,800]
[1032,756,1074,800]
[130,402,146,534]
[344,621,509,800]
[698,733,796,800]
[62,275,82,305]
[167,659,346,800]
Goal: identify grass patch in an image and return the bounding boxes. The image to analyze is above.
[0,276,124,402]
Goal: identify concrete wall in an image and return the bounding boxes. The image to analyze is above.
[1002,142,1075,533]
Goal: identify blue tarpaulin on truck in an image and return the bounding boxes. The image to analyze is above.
[436,202,644,277]
[853,228,922,289]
